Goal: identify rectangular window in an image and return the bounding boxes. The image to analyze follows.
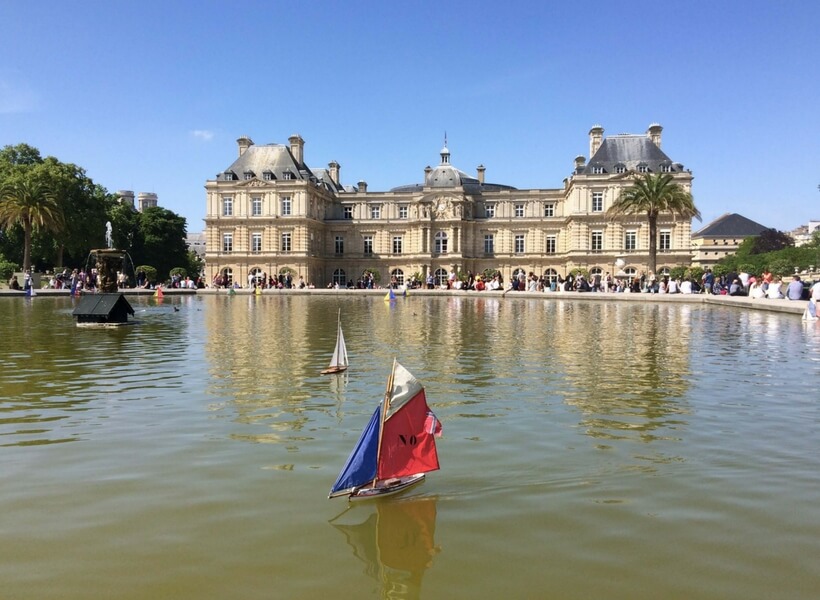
[281,232,291,252]
[281,197,291,216]
[660,230,671,251]
[545,235,556,254]
[222,233,233,253]
[263,171,273,181]
[625,230,637,251]
[435,234,448,254]
[335,236,344,254]
[484,234,494,254]
[515,204,524,218]
[343,206,353,219]
[363,235,373,255]
[592,166,604,174]
[485,203,495,218]
[514,234,525,254]
[544,203,555,217]
[661,164,672,173]
[252,197,262,216]
[399,205,408,219]
[283,171,293,180]
[615,165,626,174]
[222,197,233,217]
[638,165,648,173]
[370,205,380,219]
[251,232,262,253]
[393,236,402,254]
[591,231,603,252]
[591,192,603,212]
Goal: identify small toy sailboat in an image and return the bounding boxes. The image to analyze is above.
[321,309,349,375]
[329,359,442,500]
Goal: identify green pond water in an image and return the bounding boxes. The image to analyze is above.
[0,294,818,599]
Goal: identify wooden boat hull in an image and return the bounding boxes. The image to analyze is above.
[349,474,425,500]
[321,365,348,375]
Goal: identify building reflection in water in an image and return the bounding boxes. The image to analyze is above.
[203,295,696,454]
[552,301,693,445]
[330,495,439,600]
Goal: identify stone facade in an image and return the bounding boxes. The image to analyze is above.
[204,125,694,287]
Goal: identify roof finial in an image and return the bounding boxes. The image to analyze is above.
[444,131,447,148]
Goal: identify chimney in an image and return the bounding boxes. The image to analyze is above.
[647,123,663,148]
[476,164,486,184]
[237,136,253,157]
[574,155,586,172]
[358,180,368,193]
[288,134,305,165]
[589,125,604,158]
[328,161,340,185]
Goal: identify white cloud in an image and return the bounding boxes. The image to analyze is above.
[191,129,214,142]
[0,79,38,113]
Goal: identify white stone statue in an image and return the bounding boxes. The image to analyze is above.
[105,221,113,249]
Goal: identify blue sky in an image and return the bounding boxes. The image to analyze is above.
[2,0,818,234]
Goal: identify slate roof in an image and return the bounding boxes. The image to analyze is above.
[692,213,769,238]
[581,135,683,174]
[218,144,344,192]
[72,294,134,318]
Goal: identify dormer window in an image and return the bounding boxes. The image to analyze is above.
[223,171,235,181]
[614,164,626,174]
[591,165,604,175]
[660,163,673,173]
[263,170,274,181]
[283,171,294,181]
[637,163,649,173]
[244,170,255,180]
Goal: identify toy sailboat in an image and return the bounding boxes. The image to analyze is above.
[329,359,442,500]
[321,309,349,375]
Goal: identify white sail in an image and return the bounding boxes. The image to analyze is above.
[323,310,348,374]
[329,318,348,368]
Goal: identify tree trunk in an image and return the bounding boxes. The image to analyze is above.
[22,219,32,273]
[647,213,658,275]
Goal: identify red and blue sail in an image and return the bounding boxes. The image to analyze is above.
[329,362,441,497]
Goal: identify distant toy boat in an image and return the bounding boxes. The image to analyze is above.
[321,309,349,375]
[384,289,396,302]
[329,359,442,500]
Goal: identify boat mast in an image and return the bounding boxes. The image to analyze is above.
[373,357,397,486]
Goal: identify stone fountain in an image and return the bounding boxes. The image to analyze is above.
[72,222,135,326]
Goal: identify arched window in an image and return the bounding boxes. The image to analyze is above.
[512,267,526,280]
[220,268,233,286]
[658,267,671,276]
[543,269,559,284]
[249,267,265,285]
[332,269,346,286]
[434,268,448,287]
[589,267,603,276]
[624,267,637,278]
[391,269,405,285]
[434,232,448,254]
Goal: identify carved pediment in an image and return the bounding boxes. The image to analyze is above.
[237,179,269,188]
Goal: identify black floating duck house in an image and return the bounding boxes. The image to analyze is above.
[72,293,135,326]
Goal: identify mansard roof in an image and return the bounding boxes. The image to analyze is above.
[693,213,769,238]
[582,135,683,174]
[219,144,297,180]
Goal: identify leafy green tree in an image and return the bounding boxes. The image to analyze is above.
[138,207,189,281]
[607,173,700,275]
[0,177,64,272]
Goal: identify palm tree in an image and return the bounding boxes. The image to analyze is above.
[607,172,700,275]
[0,178,64,272]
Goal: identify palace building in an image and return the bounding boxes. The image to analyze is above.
[204,124,694,287]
